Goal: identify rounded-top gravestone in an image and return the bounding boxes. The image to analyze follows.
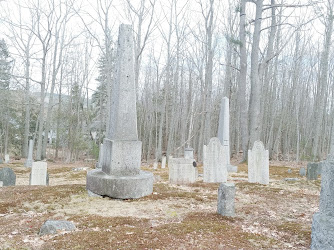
[0,167,16,186]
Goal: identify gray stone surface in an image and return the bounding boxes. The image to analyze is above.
[169,157,197,184]
[203,137,228,183]
[184,148,194,159]
[25,139,34,167]
[39,220,76,236]
[86,24,153,199]
[288,169,292,173]
[153,162,158,170]
[227,165,238,173]
[97,143,103,169]
[30,161,48,185]
[161,156,166,169]
[307,162,320,180]
[284,178,299,182]
[299,167,306,176]
[311,159,334,249]
[4,154,9,163]
[248,141,269,185]
[0,181,3,187]
[0,167,16,186]
[217,183,235,217]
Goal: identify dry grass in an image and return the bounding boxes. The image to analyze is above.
[0,160,320,249]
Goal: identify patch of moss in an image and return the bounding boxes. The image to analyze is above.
[276,221,311,241]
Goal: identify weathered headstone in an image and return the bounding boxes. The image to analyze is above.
[0,181,3,187]
[184,148,194,159]
[161,156,166,169]
[39,220,76,236]
[30,161,48,185]
[153,162,158,170]
[96,143,103,169]
[311,158,334,249]
[0,167,16,186]
[299,167,306,176]
[248,141,269,185]
[217,183,235,217]
[25,139,34,167]
[86,24,153,199]
[169,157,197,184]
[217,97,237,173]
[203,137,228,183]
[4,154,9,164]
[307,162,320,180]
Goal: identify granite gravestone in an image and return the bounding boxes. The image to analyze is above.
[248,141,269,185]
[161,156,166,169]
[307,162,320,180]
[184,148,194,159]
[86,24,153,199]
[0,167,16,186]
[4,154,9,163]
[203,137,228,183]
[217,183,235,217]
[311,157,334,249]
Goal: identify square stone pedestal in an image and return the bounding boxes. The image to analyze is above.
[169,158,197,184]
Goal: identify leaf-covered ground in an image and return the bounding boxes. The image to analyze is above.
[0,159,320,249]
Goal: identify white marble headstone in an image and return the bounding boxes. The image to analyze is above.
[4,154,9,163]
[203,137,228,183]
[30,161,48,185]
[248,141,269,185]
[161,156,166,169]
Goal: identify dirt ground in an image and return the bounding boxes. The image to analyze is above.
[0,158,320,249]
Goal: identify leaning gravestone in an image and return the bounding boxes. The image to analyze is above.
[39,220,76,236]
[217,183,235,217]
[248,141,269,185]
[217,97,237,173]
[169,157,197,184]
[86,24,153,199]
[25,139,34,167]
[311,157,334,249]
[4,154,9,164]
[203,137,228,183]
[307,162,320,180]
[30,161,48,185]
[0,167,16,186]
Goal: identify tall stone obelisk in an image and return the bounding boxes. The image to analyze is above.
[86,24,153,199]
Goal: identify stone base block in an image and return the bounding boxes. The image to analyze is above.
[217,182,235,217]
[86,169,153,199]
[169,158,197,184]
[311,212,334,249]
[227,165,238,173]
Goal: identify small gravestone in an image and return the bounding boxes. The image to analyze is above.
[169,157,197,184]
[299,167,306,176]
[0,181,3,187]
[217,183,235,217]
[311,157,334,249]
[25,139,34,167]
[307,162,319,180]
[248,141,269,185]
[39,220,76,236]
[161,156,166,169]
[184,148,194,159]
[203,137,228,183]
[0,168,16,186]
[30,162,48,185]
[153,162,158,170]
[4,154,9,164]
[288,169,292,173]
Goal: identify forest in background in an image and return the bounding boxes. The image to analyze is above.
[0,0,333,163]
